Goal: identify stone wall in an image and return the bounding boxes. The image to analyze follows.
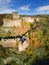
[3,19,21,27]
[0,39,16,48]
[22,17,40,22]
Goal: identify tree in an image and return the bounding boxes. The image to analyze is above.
[0,20,3,26]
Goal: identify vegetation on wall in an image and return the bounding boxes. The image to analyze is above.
[0,15,49,65]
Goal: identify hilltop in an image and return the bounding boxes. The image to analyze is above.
[0,13,49,65]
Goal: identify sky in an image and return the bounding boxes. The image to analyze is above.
[0,0,49,15]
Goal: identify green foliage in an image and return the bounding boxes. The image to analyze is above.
[0,20,3,26]
[0,15,49,65]
[5,14,12,19]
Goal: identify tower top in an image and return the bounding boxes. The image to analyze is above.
[13,12,19,20]
[13,12,18,14]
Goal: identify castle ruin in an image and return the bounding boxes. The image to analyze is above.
[3,12,21,27]
[3,12,40,27]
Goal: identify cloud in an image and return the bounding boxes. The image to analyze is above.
[0,0,16,14]
[0,0,11,7]
[18,5,49,15]
[32,5,49,15]
[37,5,49,11]
[0,8,16,14]
[0,0,11,4]
[0,0,49,15]
[19,5,30,11]
[6,0,11,2]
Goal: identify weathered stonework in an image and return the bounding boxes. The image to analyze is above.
[3,12,21,27]
[3,12,40,27]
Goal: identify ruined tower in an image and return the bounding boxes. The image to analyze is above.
[13,12,19,20]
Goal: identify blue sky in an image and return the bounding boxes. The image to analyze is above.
[0,0,49,15]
